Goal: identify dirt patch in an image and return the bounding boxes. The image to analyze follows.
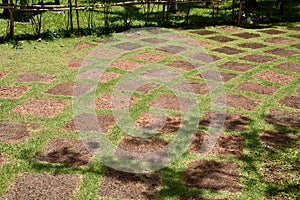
[173,80,210,95]
[212,46,244,55]
[290,34,300,39]
[0,172,80,200]
[109,59,142,71]
[135,112,181,135]
[11,98,70,118]
[191,30,216,35]
[278,95,300,109]
[233,32,261,39]
[99,71,121,83]
[207,36,235,43]
[0,71,8,80]
[264,37,294,44]
[240,54,274,63]
[183,40,211,47]
[15,72,55,83]
[259,29,286,35]
[88,49,119,58]
[149,94,196,112]
[183,160,241,193]
[189,131,243,157]
[0,85,28,98]
[136,83,161,94]
[274,62,300,73]
[235,81,278,95]
[141,38,167,44]
[222,92,261,111]
[265,48,298,56]
[113,42,143,51]
[237,42,267,49]
[99,168,161,200]
[265,109,300,129]
[37,137,91,166]
[252,70,295,85]
[217,26,240,32]
[292,44,300,50]
[200,70,238,82]
[218,61,255,72]
[199,111,249,132]
[67,58,83,68]
[191,53,220,63]
[287,26,300,31]
[167,60,196,71]
[74,42,96,50]
[116,136,169,163]
[180,195,229,200]
[45,82,93,96]
[260,131,298,150]
[0,121,39,143]
[95,93,139,110]
[158,45,187,54]
[132,52,167,62]
[64,113,115,133]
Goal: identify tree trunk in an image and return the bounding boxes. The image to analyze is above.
[245,0,257,13]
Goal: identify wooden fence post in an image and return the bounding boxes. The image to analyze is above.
[9,0,14,39]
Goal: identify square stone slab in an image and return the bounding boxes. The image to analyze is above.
[95,93,139,110]
[274,62,300,73]
[11,98,70,118]
[15,72,55,83]
[0,173,80,200]
[87,49,119,58]
[218,61,255,72]
[252,70,295,85]
[113,42,143,51]
[37,137,91,166]
[99,71,121,83]
[189,131,243,157]
[64,113,115,133]
[290,34,300,39]
[0,85,28,98]
[265,48,299,56]
[179,195,228,200]
[149,94,196,112]
[167,60,196,71]
[212,46,244,55]
[240,54,274,63]
[0,71,8,80]
[207,36,236,43]
[99,168,161,200]
[265,109,300,129]
[292,44,300,50]
[235,81,278,95]
[199,111,249,132]
[141,68,180,81]
[183,160,241,193]
[183,40,211,47]
[74,42,96,50]
[132,52,167,62]
[278,95,300,109]
[45,82,93,96]
[109,59,142,71]
[287,26,300,31]
[220,93,261,111]
[135,112,181,135]
[264,37,294,44]
[233,32,261,39]
[237,42,267,49]
[0,121,39,143]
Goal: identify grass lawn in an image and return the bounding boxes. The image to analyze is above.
[0,23,299,200]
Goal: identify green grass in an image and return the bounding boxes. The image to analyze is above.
[0,23,299,199]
